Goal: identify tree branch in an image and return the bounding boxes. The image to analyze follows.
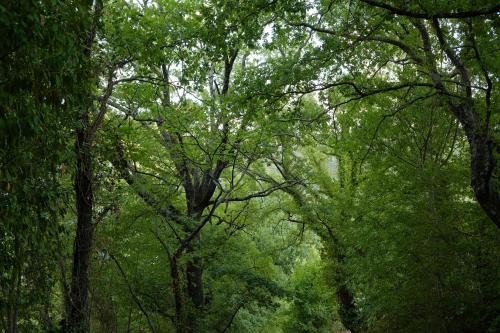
[215,180,303,204]
[111,139,183,224]
[359,0,500,19]
[108,252,157,333]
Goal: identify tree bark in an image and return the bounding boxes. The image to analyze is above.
[184,210,205,333]
[468,128,499,227]
[67,122,94,333]
[171,256,186,333]
[186,253,204,309]
[447,101,499,227]
[336,280,358,333]
[65,3,110,330]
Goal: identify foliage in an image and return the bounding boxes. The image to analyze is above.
[1,1,499,333]
[0,1,93,330]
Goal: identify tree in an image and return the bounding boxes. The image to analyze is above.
[98,0,301,331]
[2,1,499,332]
[64,1,135,331]
[280,0,500,227]
[0,1,94,331]
[281,91,500,331]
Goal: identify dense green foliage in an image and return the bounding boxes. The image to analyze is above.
[1,1,499,332]
[0,1,94,331]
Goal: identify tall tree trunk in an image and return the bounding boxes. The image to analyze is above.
[330,234,360,333]
[469,132,499,227]
[449,104,500,227]
[65,2,103,330]
[67,121,94,333]
[7,299,18,333]
[184,211,205,333]
[171,256,186,333]
[336,281,358,333]
[186,245,204,309]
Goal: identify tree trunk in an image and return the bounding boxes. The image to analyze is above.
[332,238,359,333]
[450,104,500,227]
[181,201,207,333]
[336,283,358,333]
[171,255,186,333]
[186,247,204,309]
[65,1,102,330]
[67,124,94,333]
[469,132,499,227]
[6,302,18,333]
[184,229,204,333]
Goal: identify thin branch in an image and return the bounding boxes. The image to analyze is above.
[108,252,157,333]
[215,180,302,204]
[174,190,223,257]
[441,121,460,166]
[431,18,472,98]
[220,301,245,333]
[467,19,493,130]
[364,35,423,64]
[89,69,115,142]
[111,139,183,224]
[273,81,435,98]
[359,91,438,168]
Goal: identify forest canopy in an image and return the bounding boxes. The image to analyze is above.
[0,1,499,332]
